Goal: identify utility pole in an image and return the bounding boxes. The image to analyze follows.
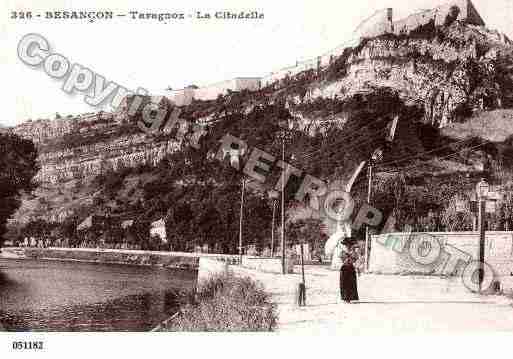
[276,124,292,274]
[281,138,286,274]
[271,199,276,257]
[239,178,246,265]
[365,161,372,272]
[297,241,306,306]
[364,149,382,272]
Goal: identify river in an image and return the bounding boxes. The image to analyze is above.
[0,258,197,331]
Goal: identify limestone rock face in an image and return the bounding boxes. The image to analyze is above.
[292,23,513,130]
[11,112,181,185]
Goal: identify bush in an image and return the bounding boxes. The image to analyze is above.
[165,274,278,332]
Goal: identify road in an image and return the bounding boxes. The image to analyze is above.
[233,265,513,333]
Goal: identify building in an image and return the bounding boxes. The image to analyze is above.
[355,0,485,39]
[150,218,167,243]
[164,77,262,106]
[159,1,487,107]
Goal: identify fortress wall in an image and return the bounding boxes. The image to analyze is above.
[260,36,361,88]
[391,0,485,36]
[234,77,261,92]
[393,9,438,35]
[354,1,486,39]
[262,68,293,87]
[354,8,394,39]
[194,79,238,100]
[167,88,195,106]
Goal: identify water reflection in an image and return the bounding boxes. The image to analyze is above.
[0,259,196,331]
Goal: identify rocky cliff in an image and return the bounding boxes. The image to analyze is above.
[291,22,513,130]
[8,19,513,224]
[11,112,181,184]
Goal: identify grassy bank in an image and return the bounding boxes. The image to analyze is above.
[164,274,278,332]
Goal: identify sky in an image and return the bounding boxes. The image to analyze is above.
[1,0,512,127]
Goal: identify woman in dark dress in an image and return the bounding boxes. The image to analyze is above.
[339,251,359,303]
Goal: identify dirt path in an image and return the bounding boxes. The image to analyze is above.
[233,265,513,333]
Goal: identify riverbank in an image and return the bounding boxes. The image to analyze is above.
[231,265,513,333]
[0,258,196,331]
[0,247,237,270]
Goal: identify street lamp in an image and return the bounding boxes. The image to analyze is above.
[297,225,307,307]
[239,177,246,265]
[276,124,293,274]
[477,178,490,199]
[476,178,489,293]
[364,148,384,272]
[230,148,246,265]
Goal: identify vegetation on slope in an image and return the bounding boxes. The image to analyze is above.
[9,19,513,250]
[0,133,38,245]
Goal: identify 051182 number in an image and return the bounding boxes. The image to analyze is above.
[12,341,44,350]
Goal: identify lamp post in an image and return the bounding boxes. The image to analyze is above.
[277,126,293,274]
[476,178,489,293]
[239,177,246,265]
[297,226,307,307]
[364,149,383,272]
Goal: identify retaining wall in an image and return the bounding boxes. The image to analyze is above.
[369,232,513,275]
[8,247,238,269]
[241,256,294,274]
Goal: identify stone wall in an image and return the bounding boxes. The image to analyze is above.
[354,8,393,39]
[356,0,486,39]
[156,2,488,102]
[18,247,238,269]
[241,256,294,274]
[166,87,195,106]
[369,232,513,275]
[166,77,262,106]
[24,247,199,269]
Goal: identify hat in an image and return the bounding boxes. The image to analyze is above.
[342,237,356,246]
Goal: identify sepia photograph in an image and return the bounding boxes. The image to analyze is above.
[1,0,513,356]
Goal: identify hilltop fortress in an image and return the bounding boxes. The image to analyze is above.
[159,0,507,106]
[354,0,485,39]
[8,0,513,226]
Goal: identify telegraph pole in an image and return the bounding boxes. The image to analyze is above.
[298,241,306,306]
[364,161,372,272]
[271,199,276,257]
[276,124,292,274]
[364,149,382,272]
[281,138,286,274]
[239,178,246,265]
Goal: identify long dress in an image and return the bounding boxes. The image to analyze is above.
[339,262,359,302]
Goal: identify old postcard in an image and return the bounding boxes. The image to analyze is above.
[1,0,513,357]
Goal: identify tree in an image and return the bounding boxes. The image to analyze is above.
[285,218,327,258]
[0,133,38,246]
